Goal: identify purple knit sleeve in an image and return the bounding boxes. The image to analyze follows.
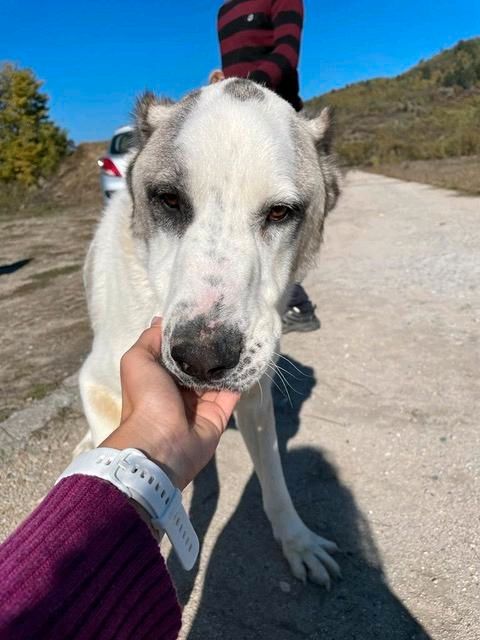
[0,475,182,640]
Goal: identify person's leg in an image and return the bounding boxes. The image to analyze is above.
[282,283,321,333]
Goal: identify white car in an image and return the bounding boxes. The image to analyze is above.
[97,126,134,201]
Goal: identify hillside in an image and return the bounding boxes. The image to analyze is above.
[0,141,105,220]
[307,38,480,168]
[37,141,106,209]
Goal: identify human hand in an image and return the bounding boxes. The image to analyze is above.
[101,317,240,490]
[209,69,225,84]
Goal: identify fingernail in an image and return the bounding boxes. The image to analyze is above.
[150,315,163,327]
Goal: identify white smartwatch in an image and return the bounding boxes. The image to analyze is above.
[56,448,199,570]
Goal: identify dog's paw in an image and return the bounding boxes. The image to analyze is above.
[279,526,340,589]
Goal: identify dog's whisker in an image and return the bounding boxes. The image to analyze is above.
[271,361,303,381]
[269,359,301,394]
[267,362,293,407]
[263,369,288,402]
[272,351,314,379]
[271,363,301,403]
[257,380,264,407]
[277,372,294,407]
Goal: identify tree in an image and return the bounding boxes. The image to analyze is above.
[0,63,69,186]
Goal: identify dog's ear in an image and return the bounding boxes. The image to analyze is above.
[306,106,340,214]
[134,91,175,147]
[306,106,335,156]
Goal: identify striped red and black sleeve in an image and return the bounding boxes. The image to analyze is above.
[249,0,303,90]
[218,0,304,109]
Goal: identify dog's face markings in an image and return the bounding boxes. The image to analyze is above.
[223,78,266,103]
[128,79,339,391]
[144,183,194,237]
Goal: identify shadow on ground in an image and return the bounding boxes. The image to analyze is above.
[168,356,430,639]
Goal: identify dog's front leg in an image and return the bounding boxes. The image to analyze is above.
[236,377,340,588]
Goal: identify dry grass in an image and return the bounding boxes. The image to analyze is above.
[366,155,480,194]
[38,141,105,209]
[0,141,106,221]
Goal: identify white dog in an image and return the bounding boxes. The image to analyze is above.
[78,78,340,587]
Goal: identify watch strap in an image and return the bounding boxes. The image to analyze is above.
[56,447,199,570]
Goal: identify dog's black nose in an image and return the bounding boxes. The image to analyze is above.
[170,323,243,383]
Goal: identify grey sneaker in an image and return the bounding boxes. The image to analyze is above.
[282,303,321,334]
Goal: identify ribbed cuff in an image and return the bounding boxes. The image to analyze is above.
[0,475,181,640]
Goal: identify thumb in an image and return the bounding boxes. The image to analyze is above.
[128,316,164,359]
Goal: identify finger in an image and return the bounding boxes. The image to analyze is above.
[199,389,240,417]
[128,320,164,360]
[215,389,241,417]
[196,390,240,431]
[150,315,163,328]
[119,322,166,391]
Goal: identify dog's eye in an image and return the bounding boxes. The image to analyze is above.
[159,193,180,210]
[267,205,289,222]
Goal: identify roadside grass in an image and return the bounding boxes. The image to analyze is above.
[367,155,480,194]
[0,184,52,222]
[0,184,87,222]
[0,408,12,423]
[0,141,105,222]
[0,382,59,425]
[0,381,60,423]
[27,381,59,402]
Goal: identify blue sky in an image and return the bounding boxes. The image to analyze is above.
[2,1,479,142]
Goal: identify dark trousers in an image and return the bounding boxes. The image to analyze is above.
[288,283,310,308]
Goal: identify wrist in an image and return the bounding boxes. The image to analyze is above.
[101,419,187,490]
[57,448,199,569]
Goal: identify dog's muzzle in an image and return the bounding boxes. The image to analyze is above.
[170,320,243,385]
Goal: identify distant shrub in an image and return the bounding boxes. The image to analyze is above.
[421,64,432,80]
[0,63,69,186]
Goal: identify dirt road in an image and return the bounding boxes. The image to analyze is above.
[1,171,478,639]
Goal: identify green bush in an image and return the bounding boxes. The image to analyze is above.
[0,63,69,186]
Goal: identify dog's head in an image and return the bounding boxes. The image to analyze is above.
[127,78,340,391]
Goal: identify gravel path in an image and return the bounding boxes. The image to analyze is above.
[1,171,479,639]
